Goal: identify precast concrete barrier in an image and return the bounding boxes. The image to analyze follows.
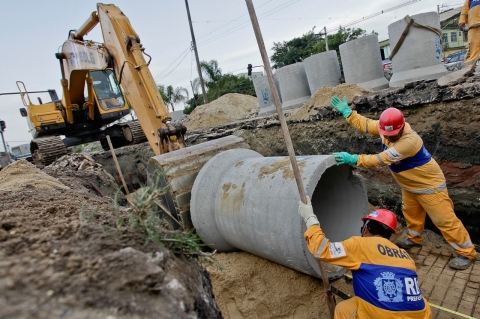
[191,149,368,280]
[275,62,311,111]
[304,51,341,93]
[253,75,282,116]
[388,12,446,87]
[339,34,389,90]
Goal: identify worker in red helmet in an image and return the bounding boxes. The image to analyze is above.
[298,201,432,318]
[329,96,476,270]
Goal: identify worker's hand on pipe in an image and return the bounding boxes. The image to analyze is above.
[333,152,359,166]
[298,196,319,228]
[459,23,465,31]
[330,96,352,118]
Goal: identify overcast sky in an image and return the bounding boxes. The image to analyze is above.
[0,0,462,148]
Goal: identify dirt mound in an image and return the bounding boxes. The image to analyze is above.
[183,93,259,130]
[0,185,220,318]
[44,153,126,203]
[206,252,353,319]
[288,84,371,121]
[0,159,69,191]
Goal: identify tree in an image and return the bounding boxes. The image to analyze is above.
[157,85,189,112]
[270,27,368,69]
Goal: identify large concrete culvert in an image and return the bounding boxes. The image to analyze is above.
[191,149,368,280]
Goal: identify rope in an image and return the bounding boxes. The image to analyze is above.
[389,15,442,60]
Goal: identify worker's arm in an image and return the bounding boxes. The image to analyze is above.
[459,0,470,28]
[346,110,380,136]
[331,96,380,136]
[298,199,361,270]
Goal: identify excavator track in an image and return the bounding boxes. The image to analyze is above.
[122,120,147,145]
[31,136,68,168]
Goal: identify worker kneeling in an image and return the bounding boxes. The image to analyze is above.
[298,200,432,318]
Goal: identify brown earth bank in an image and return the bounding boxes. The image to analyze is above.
[91,78,480,245]
[0,161,221,319]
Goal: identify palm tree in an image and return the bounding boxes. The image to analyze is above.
[157,85,189,112]
[200,60,223,100]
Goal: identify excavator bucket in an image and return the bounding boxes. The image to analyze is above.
[147,135,249,230]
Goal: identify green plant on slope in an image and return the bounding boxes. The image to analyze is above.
[127,171,219,267]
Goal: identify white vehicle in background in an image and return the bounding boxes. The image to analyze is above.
[11,143,32,161]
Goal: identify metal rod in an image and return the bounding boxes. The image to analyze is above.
[0,131,13,163]
[185,0,209,104]
[245,1,336,318]
[106,135,130,195]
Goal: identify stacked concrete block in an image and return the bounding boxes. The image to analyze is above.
[191,149,368,280]
[304,51,342,93]
[339,34,389,90]
[275,62,311,111]
[388,12,447,87]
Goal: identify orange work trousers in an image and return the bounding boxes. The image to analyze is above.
[465,26,480,65]
[402,188,476,260]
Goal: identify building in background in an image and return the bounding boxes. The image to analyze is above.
[440,7,467,56]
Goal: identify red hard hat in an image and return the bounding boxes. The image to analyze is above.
[362,209,397,233]
[378,108,405,136]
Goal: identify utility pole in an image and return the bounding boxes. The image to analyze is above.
[324,26,329,51]
[0,120,13,163]
[185,0,209,104]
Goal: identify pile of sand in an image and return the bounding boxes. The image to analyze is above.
[206,252,353,319]
[288,84,371,121]
[0,160,69,191]
[183,93,259,130]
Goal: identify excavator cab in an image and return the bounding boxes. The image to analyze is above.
[91,69,125,110]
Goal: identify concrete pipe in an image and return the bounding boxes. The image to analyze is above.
[191,149,368,280]
[388,12,446,87]
[339,34,389,90]
[275,62,311,111]
[304,51,342,93]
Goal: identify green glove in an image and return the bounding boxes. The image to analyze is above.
[298,196,319,228]
[333,152,359,165]
[330,96,352,118]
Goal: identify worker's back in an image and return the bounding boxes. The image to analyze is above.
[348,236,431,318]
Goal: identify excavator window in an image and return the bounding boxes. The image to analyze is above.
[91,70,125,110]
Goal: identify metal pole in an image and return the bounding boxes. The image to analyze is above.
[245,1,336,318]
[185,0,209,104]
[324,26,329,51]
[0,131,13,163]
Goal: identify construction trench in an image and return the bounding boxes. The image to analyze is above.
[1,13,480,319]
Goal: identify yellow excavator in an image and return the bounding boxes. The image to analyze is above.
[17,3,245,227]
[16,4,194,167]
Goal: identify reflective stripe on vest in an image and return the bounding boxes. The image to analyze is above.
[381,142,432,173]
[352,263,426,312]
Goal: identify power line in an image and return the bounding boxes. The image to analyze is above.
[198,0,300,47]
[155,48,191,82]
[153,46,191,82]
[195,0,274,40]
[326,0,421,34]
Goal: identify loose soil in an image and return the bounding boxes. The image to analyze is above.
[0,161,221,319]
[183,93,259,130]
[288,84,371,121]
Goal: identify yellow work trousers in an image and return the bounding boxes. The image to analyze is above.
[402,188,476,260]
[334,298,357,319]
[465,26,480,65]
